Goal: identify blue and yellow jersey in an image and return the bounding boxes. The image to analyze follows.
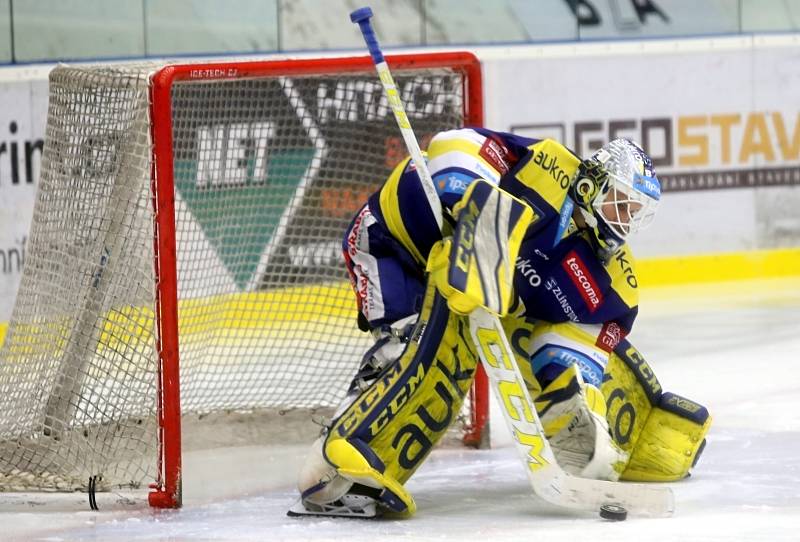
[366,127,639,335]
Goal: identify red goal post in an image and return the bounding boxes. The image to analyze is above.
[0,52,488,509]
[149,53,488,507]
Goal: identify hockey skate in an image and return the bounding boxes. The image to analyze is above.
[287,487,379,519]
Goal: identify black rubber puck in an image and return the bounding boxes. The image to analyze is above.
[599,504,628,521]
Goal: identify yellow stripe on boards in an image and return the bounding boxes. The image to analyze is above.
[177,282,356,336]
[1,248,799,349]
[0,281,357,352]
[637,247,800,287]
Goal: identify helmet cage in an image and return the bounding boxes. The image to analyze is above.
[588,140,661,243]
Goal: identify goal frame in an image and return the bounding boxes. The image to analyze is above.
[147,52,487,508]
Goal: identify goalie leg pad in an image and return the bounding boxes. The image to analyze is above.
[603,340,712,482]
[621,392,711,482]
[296,435,411,517]
[323,278,479,515]
[323,437,416,516]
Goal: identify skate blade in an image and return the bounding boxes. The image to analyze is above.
[287,496,378,519]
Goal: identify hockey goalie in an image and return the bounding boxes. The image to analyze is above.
[290,129,712,518]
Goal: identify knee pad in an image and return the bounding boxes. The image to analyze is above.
[351,314,419,392]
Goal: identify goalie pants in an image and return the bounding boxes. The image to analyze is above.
[342,204,427,330]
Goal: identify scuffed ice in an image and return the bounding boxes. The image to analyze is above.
[7,279,800,541]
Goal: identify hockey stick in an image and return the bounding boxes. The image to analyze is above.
[350,7,673,518]
[349,8,443,233]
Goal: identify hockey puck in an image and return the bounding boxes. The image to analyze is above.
[599,504,628,521]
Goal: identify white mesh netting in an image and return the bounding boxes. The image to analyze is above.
[0,59,473,492]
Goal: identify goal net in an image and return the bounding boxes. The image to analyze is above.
[0,53,487,507]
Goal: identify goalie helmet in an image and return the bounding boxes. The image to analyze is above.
[570,138,661,259]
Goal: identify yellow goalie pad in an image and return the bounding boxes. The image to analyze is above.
[427,179,536,317]
[324,277,479,516]
[603,341,712,482]
[499,315,711,482]
[621,398,712,482]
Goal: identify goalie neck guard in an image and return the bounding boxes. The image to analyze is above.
[570,139,661,260]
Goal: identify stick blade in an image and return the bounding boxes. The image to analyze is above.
[540,472,675,518]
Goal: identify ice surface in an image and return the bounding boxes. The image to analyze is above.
[5,277,800,541]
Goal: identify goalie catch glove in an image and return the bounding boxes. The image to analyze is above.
[535,364,628,481]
